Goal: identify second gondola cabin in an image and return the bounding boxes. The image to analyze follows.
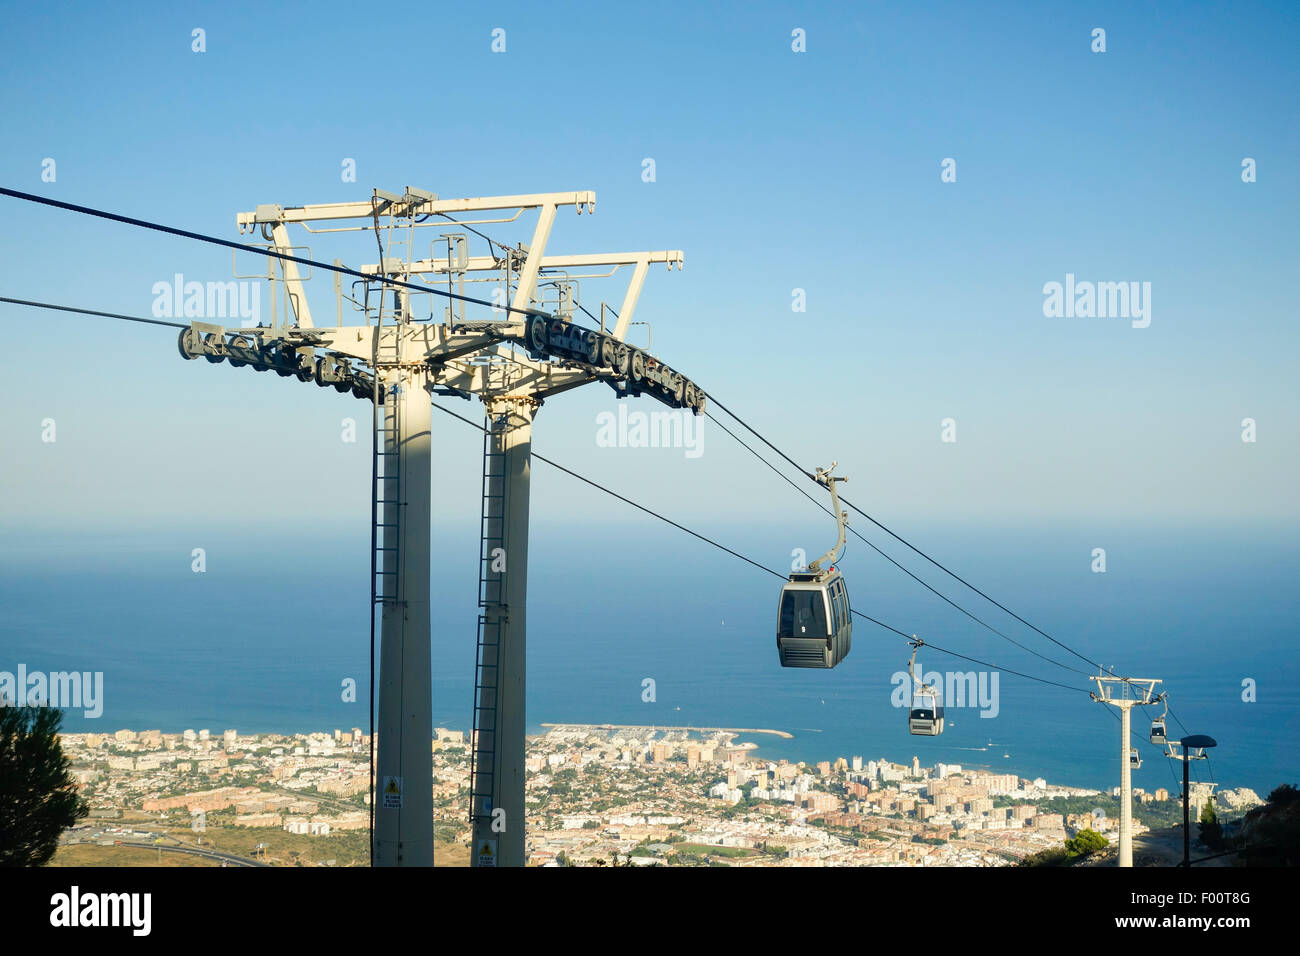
[1150,718,1167,746]
[908,689,945,735]
[776,568,852,668]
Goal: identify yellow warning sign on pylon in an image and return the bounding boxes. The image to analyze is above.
[477,839,497,867]
[382,776,403,809]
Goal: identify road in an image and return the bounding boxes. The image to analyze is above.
[115,840,268,867]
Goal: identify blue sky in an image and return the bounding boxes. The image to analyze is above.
[1,0,1297,539]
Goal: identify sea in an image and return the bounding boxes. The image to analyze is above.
[1,517,1296,798]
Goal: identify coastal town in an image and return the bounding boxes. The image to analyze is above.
[54,724,1261,867]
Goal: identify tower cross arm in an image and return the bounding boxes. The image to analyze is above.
[365,250,685,276]
[237,191,596,231]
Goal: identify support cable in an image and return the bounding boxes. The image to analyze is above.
[0,295,186,329]
[429,400,1088,698]
[705,409,1093,678]
[0,186,554,321]
[704,391,1104,673]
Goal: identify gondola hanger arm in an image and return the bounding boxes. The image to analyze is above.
[807,462,849,573]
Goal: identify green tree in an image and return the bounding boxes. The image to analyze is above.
[0,705,87,865]
[1064,829,1108,858]
[1199,799,1224,851]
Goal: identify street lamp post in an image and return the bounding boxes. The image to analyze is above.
[1170,734,1217,867]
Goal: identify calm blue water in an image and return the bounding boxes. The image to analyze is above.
[1,520,1296,797]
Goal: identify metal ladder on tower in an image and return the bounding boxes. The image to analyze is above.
[366,304,402,865]
[371,383,401,608]
[469,414,508,830]
[370,306,404,612]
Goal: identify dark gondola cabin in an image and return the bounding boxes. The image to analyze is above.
[774,462,851,669]
[777,568,851,668]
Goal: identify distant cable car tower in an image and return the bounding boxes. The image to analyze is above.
[1090,674,1161,868]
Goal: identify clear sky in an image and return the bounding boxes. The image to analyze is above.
[1,0,1296,540]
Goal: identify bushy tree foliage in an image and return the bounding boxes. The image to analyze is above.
[0,706,87,866]
[1199,799,1224,850]
[1065,828,1108,857]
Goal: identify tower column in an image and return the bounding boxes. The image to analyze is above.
[374,369,434,866]
[471,394,536,867]
[1119,702,1133,868]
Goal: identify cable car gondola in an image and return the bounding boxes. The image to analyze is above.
[906,639,945,735]
[1129,747,1142,769]
[776,463,852,668]
[1150,694,1168,746]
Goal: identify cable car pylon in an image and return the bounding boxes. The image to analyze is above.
[168,186,698,867]
[1090,674,1161,867]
